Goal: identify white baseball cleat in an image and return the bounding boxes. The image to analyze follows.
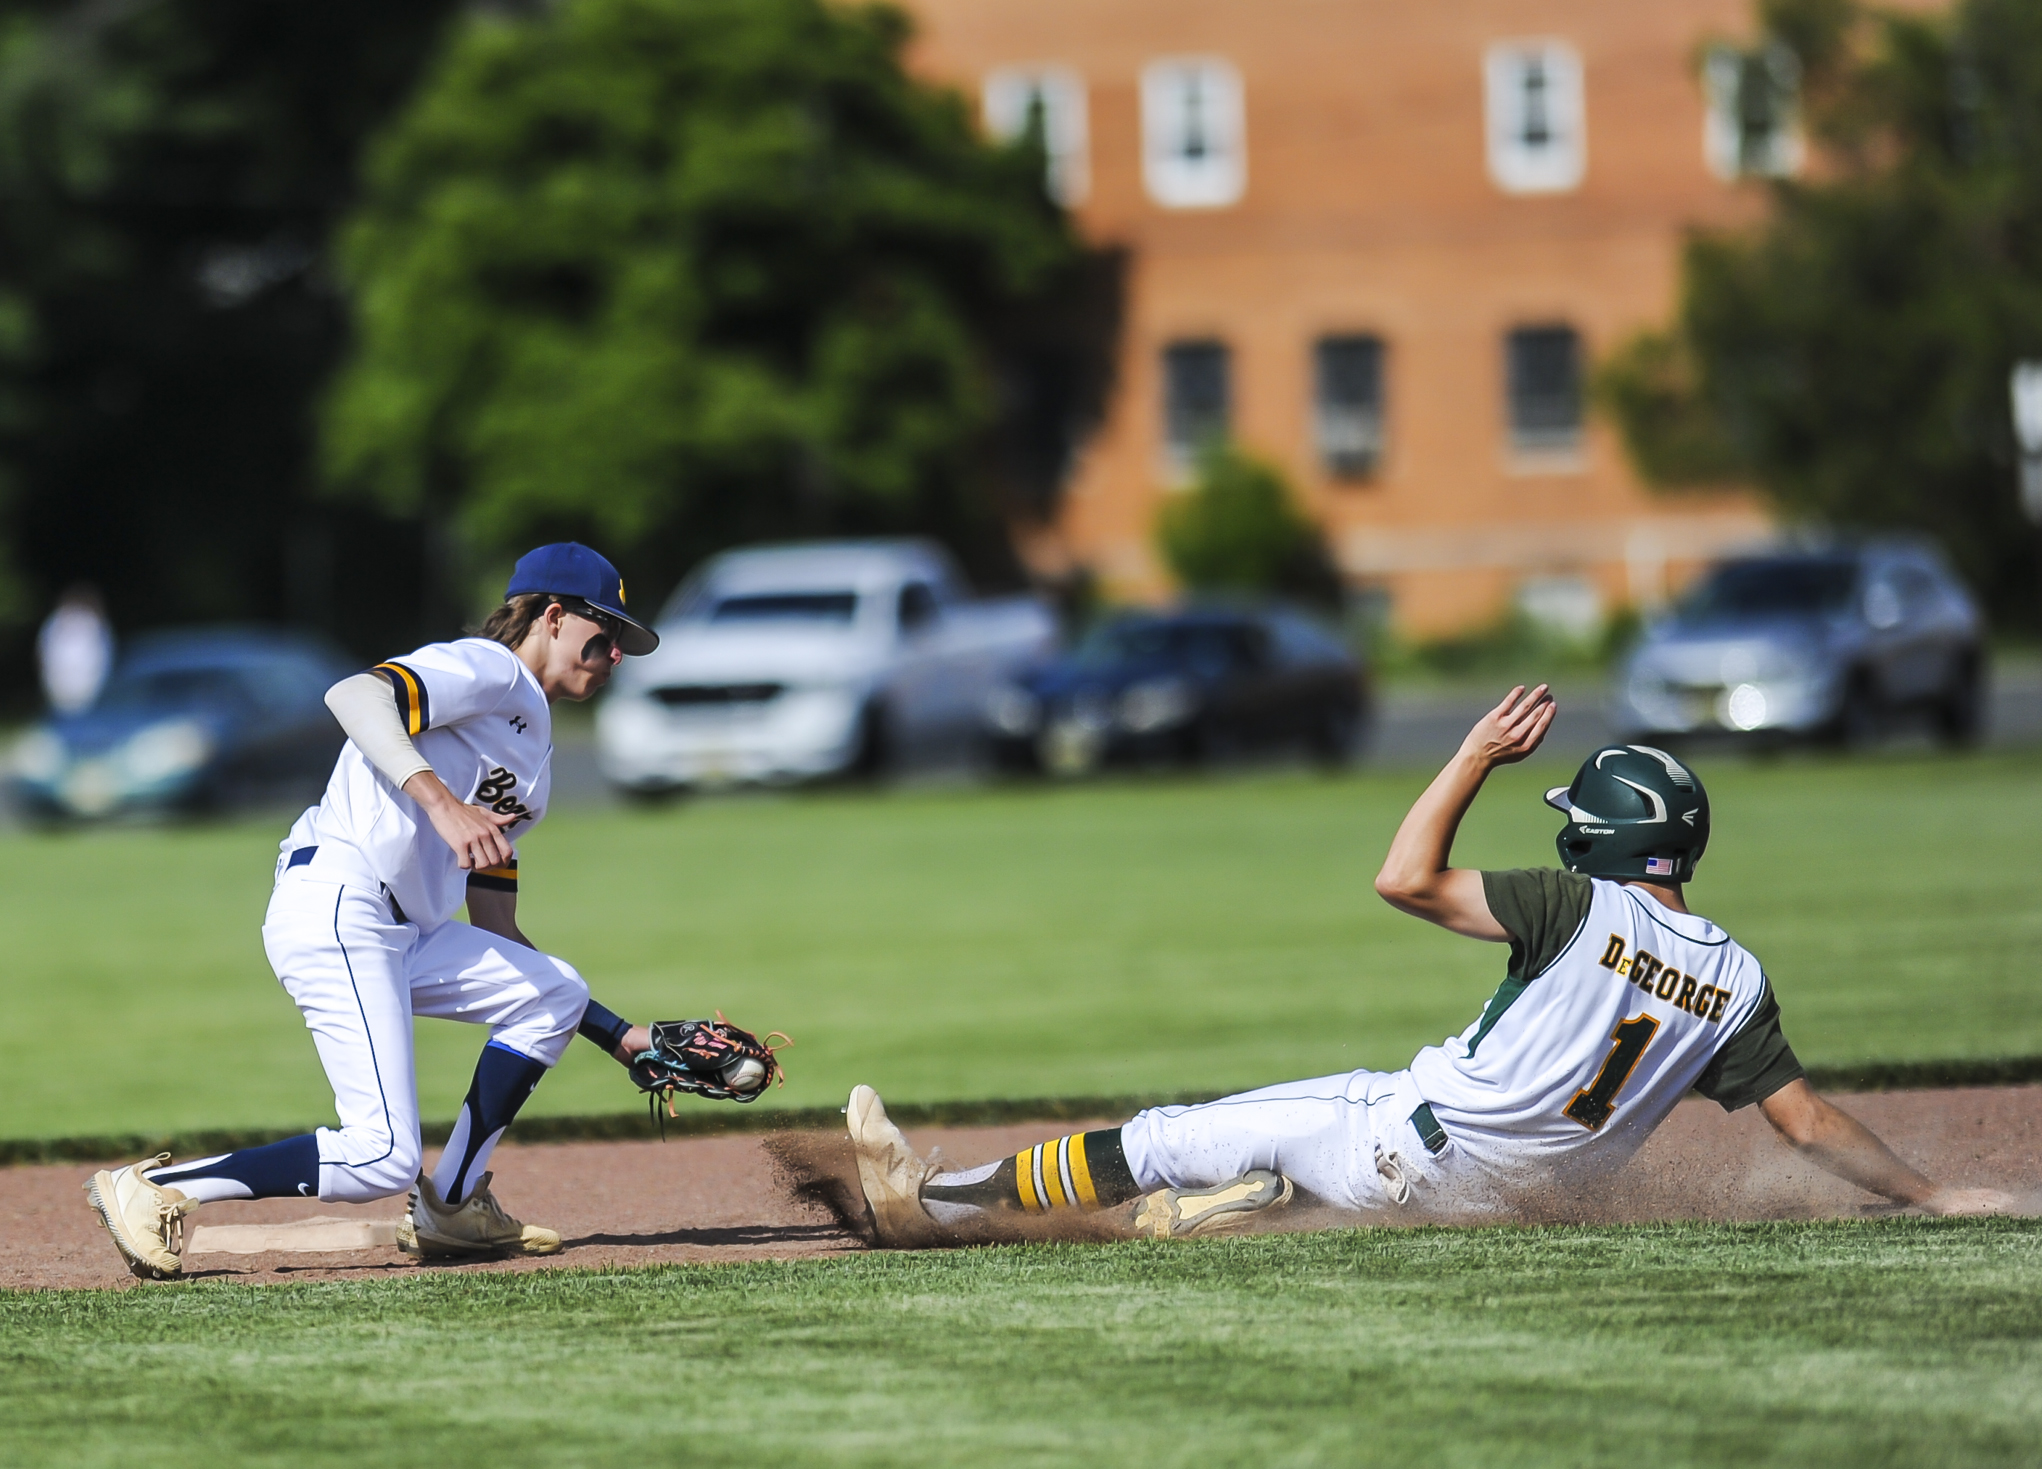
[1130,1170,1294,1239]
[84,1153,200,1281]
[846,1085,939,1246]
[397,1173,562,1260]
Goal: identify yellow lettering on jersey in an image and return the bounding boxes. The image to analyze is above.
[1599,935,1626,970]
[1709,988,1731,1023]
[1675,974,1699,1013]
[1655,967,1681,1002]
[1633,952,1663,992]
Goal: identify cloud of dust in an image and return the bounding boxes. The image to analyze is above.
[757,1089,2039,1249]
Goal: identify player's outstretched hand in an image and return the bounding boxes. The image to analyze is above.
[1458,684,1556,769]
[1921,1186,2018,1216]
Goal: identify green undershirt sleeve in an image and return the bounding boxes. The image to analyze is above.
[1480,868,1595,984]
[1693,981,1805,1111]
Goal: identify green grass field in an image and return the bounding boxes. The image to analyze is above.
[8,753,2042,1466]
[6,1219,2041,1467]
[4,750,2042,1138]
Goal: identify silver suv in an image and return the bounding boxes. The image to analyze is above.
[1611,542,1985,746]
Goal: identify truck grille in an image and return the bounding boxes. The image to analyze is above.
[650,683,785,708]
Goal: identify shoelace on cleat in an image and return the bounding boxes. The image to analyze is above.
[465,1187,518,1235]
[155,1195,197,1256]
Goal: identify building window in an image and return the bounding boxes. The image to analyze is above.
[1484,41,1585,194]
[1702,44,1802,180]
[983,66,1090,206]
[1163,340,1230,474]
[1313,335,1385,480]
[1141,58,1245,209]
[1506,326,1582,449]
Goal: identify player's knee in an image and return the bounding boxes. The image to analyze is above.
[325,1132,421,1203]
[537,958,590,1020]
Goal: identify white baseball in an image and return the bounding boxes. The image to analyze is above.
[723,1057,767,1092]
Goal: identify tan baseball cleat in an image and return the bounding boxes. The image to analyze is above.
[397,1173,561,1260]
[1130,1170,1294,1239]
[846,1085,940,1247]
[84,1154,200,1280]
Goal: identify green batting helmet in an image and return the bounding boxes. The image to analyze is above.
[1545,745,1710,883]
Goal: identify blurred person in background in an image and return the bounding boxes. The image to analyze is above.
[37,584,112,714]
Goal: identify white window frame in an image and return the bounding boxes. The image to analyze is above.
[1702,44,1803,181]
[983,66,1090,207]
[1141,57,1245,210]
[1484,41,1586,196]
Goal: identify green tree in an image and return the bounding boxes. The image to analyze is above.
[1155,447,1341,608]
[322,0,1109,601]
[1598,0,2042,622]
[0,0,461,676]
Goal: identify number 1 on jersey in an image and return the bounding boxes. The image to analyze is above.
[1563,1014,1661,1130]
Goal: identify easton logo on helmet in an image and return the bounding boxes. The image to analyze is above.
[1545,744,1710,883]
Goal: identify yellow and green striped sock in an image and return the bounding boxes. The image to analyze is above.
[921,1128,1140,1220]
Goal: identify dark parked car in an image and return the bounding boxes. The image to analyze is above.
[9,627,352,818]
[985,606,1368,774]
[1612,542,1985,746]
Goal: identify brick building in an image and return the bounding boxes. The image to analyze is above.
[902,0,1790,635]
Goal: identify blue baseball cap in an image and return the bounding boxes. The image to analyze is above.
[505,543,659,655]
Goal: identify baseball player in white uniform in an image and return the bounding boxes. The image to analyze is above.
[86,543,673,1279]
[850,685,2014,1242]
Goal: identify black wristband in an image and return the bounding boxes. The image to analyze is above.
[578,998,633,1054]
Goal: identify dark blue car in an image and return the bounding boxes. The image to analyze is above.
[10,627,352,818]
[984,605,1368,775]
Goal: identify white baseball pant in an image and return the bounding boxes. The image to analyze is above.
[262,863,589,1204]
[1119,1067,1496,1214]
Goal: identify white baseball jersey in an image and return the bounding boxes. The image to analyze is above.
[1410,870,1800,1178]
[283,637,552,929]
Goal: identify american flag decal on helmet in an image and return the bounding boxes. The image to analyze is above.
[1646,857,1675,876]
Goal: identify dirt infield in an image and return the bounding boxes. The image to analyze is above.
[9,1086,2040,1291]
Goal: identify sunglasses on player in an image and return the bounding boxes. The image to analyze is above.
[560,601,626,663]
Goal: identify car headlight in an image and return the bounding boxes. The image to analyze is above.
[11,728,66,783]
[1118,677,1195,734]
[120,719,214,787]
[984,684,1041,736]
[1721,683,1770,731]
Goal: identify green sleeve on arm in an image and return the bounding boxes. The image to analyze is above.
[1479,868,1595,983]
[1693,981,1805,1111]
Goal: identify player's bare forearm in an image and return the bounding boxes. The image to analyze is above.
[1759,1080,2013,1215]
[404,768,518,870]
[1374,685,1553,940]
[464,885,533,949]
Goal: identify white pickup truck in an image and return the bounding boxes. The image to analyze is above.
[596,541,1056,794]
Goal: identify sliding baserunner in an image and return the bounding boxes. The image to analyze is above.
[849,685,2013,1242]
[85,544,777,1280]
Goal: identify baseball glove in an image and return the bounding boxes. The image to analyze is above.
[630,1015,789,1125]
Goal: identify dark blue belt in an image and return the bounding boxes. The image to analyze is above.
[284,845,406,924]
